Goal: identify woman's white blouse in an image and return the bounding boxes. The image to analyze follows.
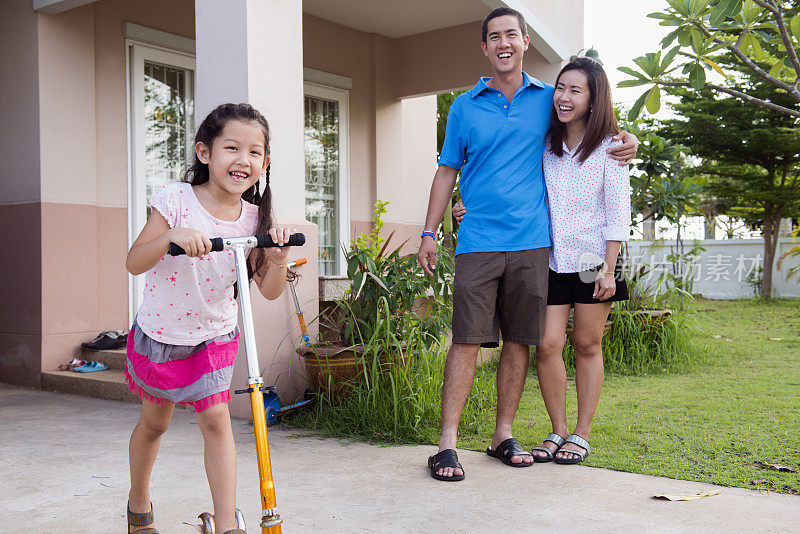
[543,135,631,273]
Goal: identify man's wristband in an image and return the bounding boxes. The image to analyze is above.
[421,231,436,240]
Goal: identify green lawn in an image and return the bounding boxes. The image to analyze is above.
[456,299,800,494]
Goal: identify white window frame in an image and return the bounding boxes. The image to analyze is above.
[303,80,351,277]
[126,29,196,323]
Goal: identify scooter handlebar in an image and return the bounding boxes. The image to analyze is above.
[168,233,306,256]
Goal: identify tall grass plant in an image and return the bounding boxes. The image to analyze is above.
[287,300,496,443]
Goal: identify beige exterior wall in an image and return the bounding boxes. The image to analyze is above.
[92,0,195,210]
[1,0,42,205]
[38,5,97,205]
[302,14,376,224]
[525,0,584,58]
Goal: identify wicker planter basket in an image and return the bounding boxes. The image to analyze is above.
[296,344,368,396]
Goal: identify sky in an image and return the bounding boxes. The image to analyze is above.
[584,0,671,112]
[583,1,763,240]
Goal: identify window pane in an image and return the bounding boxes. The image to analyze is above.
[304,95,339,275]
[144,61,195,218]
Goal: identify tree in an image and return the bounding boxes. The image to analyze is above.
[620,0,800,119]
[619,112,701,228]
[436,91,465,250]
[658,55,800,298]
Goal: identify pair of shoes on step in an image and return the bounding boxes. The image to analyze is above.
[57,358,108,372]
[81,330,127,351]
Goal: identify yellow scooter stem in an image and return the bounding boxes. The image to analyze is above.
[231,244,283,533]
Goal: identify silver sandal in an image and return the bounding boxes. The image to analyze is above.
[554,434,591,464]
[531,433,566,463]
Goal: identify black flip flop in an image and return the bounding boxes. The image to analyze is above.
[428,448,465,481]
[486,437,534,468]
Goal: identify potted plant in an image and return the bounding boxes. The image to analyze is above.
[297,201,454,395]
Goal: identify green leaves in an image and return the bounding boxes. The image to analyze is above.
[333,201,455,347]
[622,0,799,120]
[709,0,743,26]
[709,1,729,26]
[790,14,800,41]
[646,86,663,114]
[620,46,682,119]
[688,63,707,89]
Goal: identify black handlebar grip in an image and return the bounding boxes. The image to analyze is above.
[168,237,224,256]
[256,233,306,248]
[168,234,304,256]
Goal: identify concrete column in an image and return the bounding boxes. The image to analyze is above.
[779,217,793,236]
[195,0,317,418]
[642,219,656,241]
[195,0,305,220]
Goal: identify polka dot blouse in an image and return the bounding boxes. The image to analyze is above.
[543,135,631,273]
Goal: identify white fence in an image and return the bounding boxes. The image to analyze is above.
[625,238,800,299]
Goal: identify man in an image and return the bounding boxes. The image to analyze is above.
[418,7,637,481]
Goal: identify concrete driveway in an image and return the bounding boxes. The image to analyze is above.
[1,383,797,533]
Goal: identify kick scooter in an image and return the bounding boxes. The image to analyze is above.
[169,233,305,533]
[261,258,315,426]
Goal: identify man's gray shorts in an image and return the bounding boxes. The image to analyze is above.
[452,248,549,348]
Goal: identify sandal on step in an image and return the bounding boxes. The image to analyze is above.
[127,502,159,534]
[58,358,86,371]
[428,448,465,481]
[486,437,534,468]
[554,434,591,465]
[74,361,108,373]
[531,433,566,463]
[222,530,247,534]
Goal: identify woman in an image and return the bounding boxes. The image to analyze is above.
[453,57,631,464]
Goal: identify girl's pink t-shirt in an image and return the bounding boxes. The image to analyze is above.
[137,182,259,345]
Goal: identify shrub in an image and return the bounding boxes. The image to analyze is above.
[560,306,703,375]
[328,200,454,347]
[287,312,497,443]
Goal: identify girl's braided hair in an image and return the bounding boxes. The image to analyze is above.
[184,103,274,287]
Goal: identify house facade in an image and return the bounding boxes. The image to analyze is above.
[0,0,583,418]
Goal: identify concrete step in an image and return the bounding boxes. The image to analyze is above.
[41,369,140,404]
[79,348,126,370]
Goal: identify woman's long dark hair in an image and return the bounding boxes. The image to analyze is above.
[549,57,619,164]
[184,103,273,285]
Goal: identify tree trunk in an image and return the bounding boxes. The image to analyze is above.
[704,216,716,239]
[761,206,784,300]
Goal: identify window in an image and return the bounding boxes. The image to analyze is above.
[304,82,350,276]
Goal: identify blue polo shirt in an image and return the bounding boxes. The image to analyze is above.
[439,72,553,255]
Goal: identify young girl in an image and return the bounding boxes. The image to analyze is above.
[124,103,294,534]
[453,57,631,465]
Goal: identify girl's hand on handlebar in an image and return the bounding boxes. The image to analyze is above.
[168,228,213,257]
[267,226,296,262]
[452,200,466,222]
